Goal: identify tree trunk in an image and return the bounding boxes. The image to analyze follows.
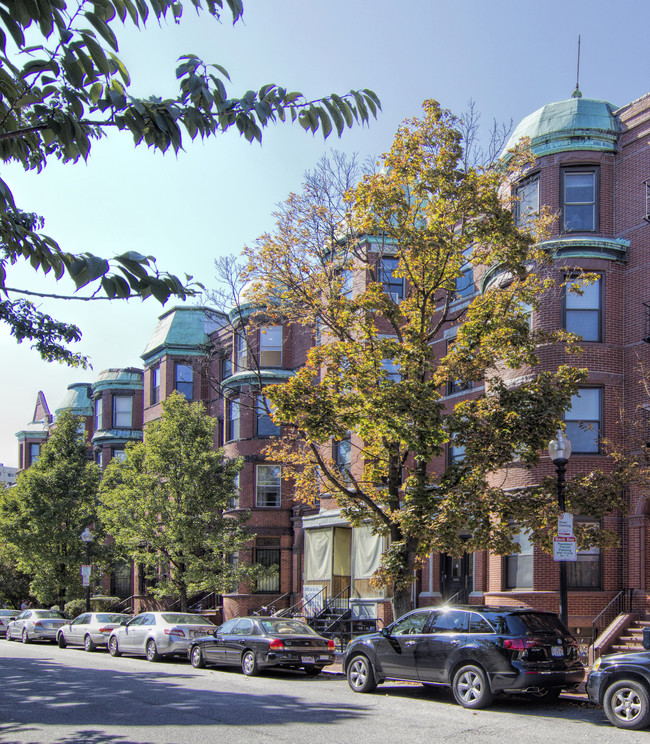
[391,585,413,621]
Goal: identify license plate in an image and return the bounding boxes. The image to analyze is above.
[301,656,316,663]
[551,646,564,657]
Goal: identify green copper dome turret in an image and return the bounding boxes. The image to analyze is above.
[502,97,620,158]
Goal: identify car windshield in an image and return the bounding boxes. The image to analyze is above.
[95,614,129,623]
[161,614,214,626]
[506,612,569,636]
[34,611,65,619]
[258,619,318,636]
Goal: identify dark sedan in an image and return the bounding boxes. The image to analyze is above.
[587,650,650,729]
[188,616,336,676]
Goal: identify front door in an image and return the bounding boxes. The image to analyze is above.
[440,553,472,604]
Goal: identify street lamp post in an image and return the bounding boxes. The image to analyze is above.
[80,527,93,613]
[548,431,572,628]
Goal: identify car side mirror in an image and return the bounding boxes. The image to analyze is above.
[381,627,391,638]
[212,629,220,638]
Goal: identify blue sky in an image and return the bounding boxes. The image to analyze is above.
[2,0,649,466]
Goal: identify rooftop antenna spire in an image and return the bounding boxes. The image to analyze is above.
[572,35,582,98]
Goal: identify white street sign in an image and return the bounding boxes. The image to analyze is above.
[558,512,574,536]
[553,536,577,561]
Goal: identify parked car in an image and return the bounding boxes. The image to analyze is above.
[56,612,131,652]
[0,609,18,637]
[108,611,216,661]
[6,609,67,643]
[343,605,584,709]
[188,616,336,676]
[587,650,650,729]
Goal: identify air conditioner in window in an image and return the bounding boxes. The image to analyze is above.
[390,292,402,303]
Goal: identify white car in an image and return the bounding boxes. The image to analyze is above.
[57,612,131,651]
[0,609,18,637]
[108,611,216,661]
[6,609,66,643]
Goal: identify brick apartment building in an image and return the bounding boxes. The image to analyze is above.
[14,89,650,638]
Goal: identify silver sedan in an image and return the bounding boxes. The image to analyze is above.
[108,611,216,661]
[56,612,131,651]
[6,609,66,643]
[0,609,18,637]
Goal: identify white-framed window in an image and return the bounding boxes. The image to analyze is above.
[256,464,281,507]
[94,397,103,430]
[226,398,240,442]
[564,275,602,342]
[113,396,132,428]
[565,388,601,454]
[260,326,283,367]
[112,448,127,463]
[562,167,598,232]
[29,443,40,466]
[174,363,193,400]
[506,528,533,589]
[234,331,247,370]
[151,366,160,404]
[515,174,540,227]
[380,256,404,302]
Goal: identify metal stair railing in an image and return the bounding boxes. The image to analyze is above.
[108,595,135,614]
[251,591,292,616]
[591,588,634,642]
[280,586,329,619]
[188,591,220,613]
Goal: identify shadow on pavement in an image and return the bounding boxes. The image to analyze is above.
[0,651,367,744]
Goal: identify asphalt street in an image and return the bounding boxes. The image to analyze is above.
[0,640,645,744]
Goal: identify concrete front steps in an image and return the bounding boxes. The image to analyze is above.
[608,617,650,654]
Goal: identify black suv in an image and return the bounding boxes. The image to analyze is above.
[343,605,583,709]
[587,649,650,729]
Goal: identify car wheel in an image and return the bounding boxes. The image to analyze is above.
[241,650,260,676]
[452,664,494,709]
[346,654,377,693]
[108,636,121,657]
[84,635,96,652]
[21,629,29,644]
[603,679,650,730]
[304,666,323,677]
[146,639,161,662]
[57,633,67,649]
[190,645,205,669]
